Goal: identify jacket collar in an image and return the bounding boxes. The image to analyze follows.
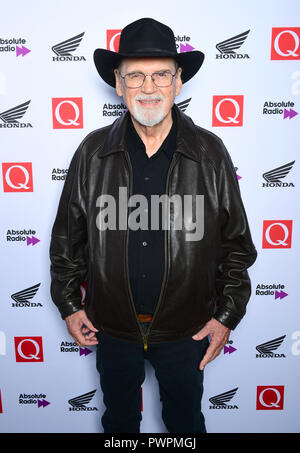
[98,103,201,163]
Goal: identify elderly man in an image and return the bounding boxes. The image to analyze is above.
[50,18,257,433]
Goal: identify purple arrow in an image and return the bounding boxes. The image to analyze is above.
[26,236,40,246]
[38,399,50,408]
[224,345,237,354]
[275,290,288,300]
[283,108,298,119]
[180,43,195,53]
[79,347,92,357]
[16,45,31,57]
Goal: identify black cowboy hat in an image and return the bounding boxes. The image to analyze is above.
[94,18,205,87]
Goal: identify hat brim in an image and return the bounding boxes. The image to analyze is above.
[93,48,205,87]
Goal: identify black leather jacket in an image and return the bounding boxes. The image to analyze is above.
[50,105,257,348]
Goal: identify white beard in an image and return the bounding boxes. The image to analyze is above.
[132,94,165,127]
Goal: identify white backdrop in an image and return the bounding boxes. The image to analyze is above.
[0,0,299,433]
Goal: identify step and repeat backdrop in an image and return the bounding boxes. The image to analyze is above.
[0,0,299,433]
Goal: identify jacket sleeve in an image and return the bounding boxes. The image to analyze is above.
[213,141,257,330]
[49,145,88,319]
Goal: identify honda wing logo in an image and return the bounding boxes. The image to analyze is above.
[68,389,98,411]
[262,160,295,187]
[11,283,42,307]
[52,32,86,61]
[216,30,250,59]
[216,30,250,54]
[256,335,286,358]
[209,387,238,409]
[176,98,191,112]
[11,283,41,303]
[0,101,32,128]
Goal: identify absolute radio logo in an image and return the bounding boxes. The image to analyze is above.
[256,335,286,358]
[51,168,68,181]
[271,27,300,60]
[52,98,83,129]
[102,102,127,118]
[175,34,195,53]
[262,161,295,188]
[0,101,32,128]
[255,283,288,300]
[216,30,250,59]
[262,220,293,248]
[212,95,244,127]
[14,336,44,362]
[2,162,33,192]
[262,100,298,119]
[19,393,50,408]
[60,340,93,357]
[0,37,30,56]
[256,386,284,410]
[6,229,40,245]
[11,283,42,308]
[51,32,86,61]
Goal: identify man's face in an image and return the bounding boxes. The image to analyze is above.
[114,57,182,127]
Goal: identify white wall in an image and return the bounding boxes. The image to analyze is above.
[0,0,299,433]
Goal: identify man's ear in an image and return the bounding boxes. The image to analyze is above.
[175,67,183,97]
[114,69,123,97]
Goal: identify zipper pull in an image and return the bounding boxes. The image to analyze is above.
[143,335,148,352]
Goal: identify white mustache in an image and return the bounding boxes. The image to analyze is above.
[134,94,165,102]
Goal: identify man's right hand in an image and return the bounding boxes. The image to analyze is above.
[65,310,99,347]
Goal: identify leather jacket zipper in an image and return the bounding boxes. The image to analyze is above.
[124,149,180,351]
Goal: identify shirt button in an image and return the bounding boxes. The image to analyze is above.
[142,241,147,246]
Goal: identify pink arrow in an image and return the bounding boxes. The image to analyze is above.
[16,45,31,57]
[26,236,40,246]
[283,108,298,119]
[38,399,50,408]
[275,290,288,300]
[180,43,195,53]
[224,345,237,354]
[79,347,92,357]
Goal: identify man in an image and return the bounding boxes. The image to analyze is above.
[50,18,257,433]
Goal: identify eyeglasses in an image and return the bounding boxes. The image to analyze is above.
[119,69,178,88]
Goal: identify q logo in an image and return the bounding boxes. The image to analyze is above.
[106,30,122,52]
[262,220,293,249]
[2,162,33,193]
[271,28,300,60]
[52,98,83,129]
[212,95,244,127]
[14,337,44,362]
[256,386,284,410]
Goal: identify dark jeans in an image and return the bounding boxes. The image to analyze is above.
[95,328,209,433]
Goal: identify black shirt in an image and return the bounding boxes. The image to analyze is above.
[125,113,177,314]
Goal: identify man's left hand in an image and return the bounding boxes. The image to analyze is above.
[192,318,231,370]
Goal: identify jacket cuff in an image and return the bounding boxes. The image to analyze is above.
[213,308,242,330]
[59,302,83,320]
